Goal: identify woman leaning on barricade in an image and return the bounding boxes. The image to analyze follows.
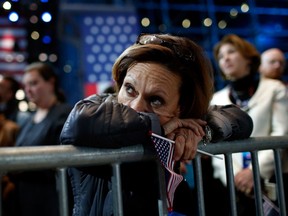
[60,33,253,216]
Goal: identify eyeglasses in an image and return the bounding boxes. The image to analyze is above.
[136,33,195,62]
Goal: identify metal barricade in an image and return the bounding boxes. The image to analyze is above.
[0,136,287,216]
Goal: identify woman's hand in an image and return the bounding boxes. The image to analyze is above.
[162,118,206,161]
[234,168,254,195]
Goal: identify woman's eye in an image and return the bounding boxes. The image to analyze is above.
[227,48,236,55]
[150,96,164,107]
[28,81,38,87]
[125,84,135,95]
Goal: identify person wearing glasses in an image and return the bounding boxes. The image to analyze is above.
[60,33,253,216]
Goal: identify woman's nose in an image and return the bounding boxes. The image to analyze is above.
[222,53,229,61]
[129,97,149,112]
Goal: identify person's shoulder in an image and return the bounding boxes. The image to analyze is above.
[49,103,72,119]
[260,77,286,89]
[214,85,229,94]
[211,86,230,105]
[82,93,117,104]
[16,111,32,127]
[2,117,19,131]
[258,78,288,96]
[57,102,72,110]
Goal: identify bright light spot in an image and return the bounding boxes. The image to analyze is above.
[30,15,38,24]
[4,54,13,62]
[230,8,238,17]
[15,54,25,62]
[141,17,150,27]
[18,100,29,112]
[29,3,38,11]
[241,4,249,13]
[158,24,167,32]
[9,12,19,22]
[182,19,191,28]
[49,54,57,62]
[42,35,51,44]
[218,20,227,29]
[31,31,40,40]
[16,89,25,100]
[41,12,52,22]
[203,18,212,27]
[63,64,72,73]
[3,1,12,10]
[39,53,48,61]
[28,102,37,111]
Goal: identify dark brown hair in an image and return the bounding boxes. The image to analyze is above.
[24,62,66,102]
[2,76,20,95]
[112,34,214,119]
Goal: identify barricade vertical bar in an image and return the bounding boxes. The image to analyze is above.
[156,162,168,216]
[57,168,69,216]
[273,149,287,215]
[112,163,123,216]
[0,173,2,216]
[194,154,205,216]
[224,153,237,215]
[250,151,264,216]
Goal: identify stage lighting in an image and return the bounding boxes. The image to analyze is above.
[41,12,52,22]
[3,1,12,10]
[8,11,19,22]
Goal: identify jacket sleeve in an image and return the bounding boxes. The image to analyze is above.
[206,104,254,143]
[60,94,160,148]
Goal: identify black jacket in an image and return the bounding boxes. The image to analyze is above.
[60,94,253,216]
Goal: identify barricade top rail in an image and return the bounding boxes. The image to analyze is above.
[198,135,288,154]
[0,144,150,172]
[0,136,288,172]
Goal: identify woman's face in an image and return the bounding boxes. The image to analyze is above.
[118,62,181,125]
[218,43,251,80]
[23,70,54,106]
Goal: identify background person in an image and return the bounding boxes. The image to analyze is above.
[0,112,19,147]
[0,75,30,127]
[212,34,288,215]
[0,76,23,216]
[259,48,286,81]
[0,111,20,216]
[7,62,72,216]
[60,33,253,216]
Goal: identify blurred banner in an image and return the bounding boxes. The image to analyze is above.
[80,10,139,96]
[0,16,27,81]
[58,4,140,103]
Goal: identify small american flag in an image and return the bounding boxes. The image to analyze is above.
[151,133,184,212]
[263,195,280,216]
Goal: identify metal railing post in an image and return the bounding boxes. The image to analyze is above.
[194,154,205,216]
[251,151,264,216]
[156,162,168,216]
[57,168,69,216]
[224,153,237,215]
[273,149,287,215]
[0,173,2,216]
[112,163,123,216]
